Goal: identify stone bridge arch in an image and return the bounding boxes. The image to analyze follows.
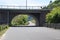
[9,12,40,26]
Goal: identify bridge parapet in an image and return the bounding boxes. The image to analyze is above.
[0,5,46,9]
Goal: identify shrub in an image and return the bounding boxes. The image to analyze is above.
[0,25,2,31]
[46,7,60,23]
[11,14,29,26]
[0,24,9,31]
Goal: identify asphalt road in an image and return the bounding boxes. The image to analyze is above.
[1,27,60,40]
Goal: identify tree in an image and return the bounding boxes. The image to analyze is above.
[46,7,60,23]
[42,0,60,9]
[47,0,60,9]
[11,14,29,26]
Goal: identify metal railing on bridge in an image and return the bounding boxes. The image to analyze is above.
[0,5,46,9]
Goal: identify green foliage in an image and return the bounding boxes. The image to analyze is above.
[46,7,60,23]
[0,27,1,31]
[0,24,9,31]
[11,14,29,26]
[43,0,60,9]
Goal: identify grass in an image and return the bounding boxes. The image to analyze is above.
[0,24,9,37]
[0,28,9,37]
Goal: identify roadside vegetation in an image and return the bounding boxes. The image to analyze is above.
[0,24,9,36]
[45,0,60,29]
[46,0,60,23]
[46,7,60,23]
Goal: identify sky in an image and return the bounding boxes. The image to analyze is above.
[0,0,55,6]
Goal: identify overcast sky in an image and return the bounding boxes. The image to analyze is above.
[0,0,55,6]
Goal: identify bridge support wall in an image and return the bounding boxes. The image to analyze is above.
[0,9,50,27]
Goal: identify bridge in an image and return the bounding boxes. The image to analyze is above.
[0,5,51,27]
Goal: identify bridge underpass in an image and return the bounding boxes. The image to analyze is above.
[0,6,51,27]
[0,9,50,27]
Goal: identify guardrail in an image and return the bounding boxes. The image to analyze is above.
[0,5,46,9]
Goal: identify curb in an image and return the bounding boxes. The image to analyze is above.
[0,28,9,40]
[0,32,6,40]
